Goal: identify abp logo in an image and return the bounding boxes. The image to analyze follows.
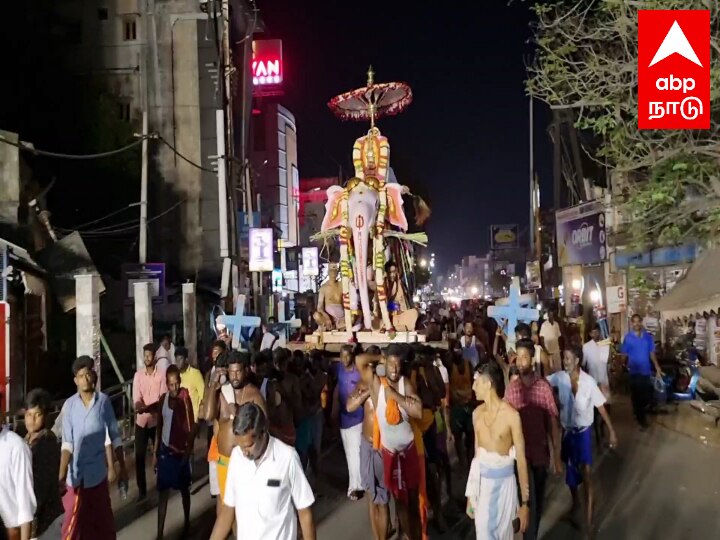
[638,10,710,130]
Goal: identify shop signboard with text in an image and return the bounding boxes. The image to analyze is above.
[555,201,607,267]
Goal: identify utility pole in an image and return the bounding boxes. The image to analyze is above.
[139,111,149,264]
[529,96,535,256]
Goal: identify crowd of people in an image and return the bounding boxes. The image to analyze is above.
[0,309,664,540]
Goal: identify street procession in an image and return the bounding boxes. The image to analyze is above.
[1,1,720,540]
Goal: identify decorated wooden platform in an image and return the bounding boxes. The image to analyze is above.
[285,331,448,353]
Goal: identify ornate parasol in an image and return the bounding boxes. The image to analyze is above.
[328,66,412,127]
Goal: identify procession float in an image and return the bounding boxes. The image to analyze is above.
[308,68,429,346]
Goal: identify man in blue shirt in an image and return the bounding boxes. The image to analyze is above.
[620,315,663,430]
[58,356,128,539]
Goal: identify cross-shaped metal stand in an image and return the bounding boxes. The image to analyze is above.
[488,277,539,350]
[216,295,261,350]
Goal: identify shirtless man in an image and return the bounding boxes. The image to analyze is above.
[356,344,426,540]
[447,340,475,470]
[466,362,530,539]
[385,261,418,331]
[202,351,266,517]
[253,350,296,446]
[313,264,345,331]
[346,349,391,540]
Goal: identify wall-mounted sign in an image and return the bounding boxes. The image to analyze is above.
[555,201,607,267]
[302,247,319,276]
[490,224,519,250]
[249,228,274,272]
[122,263,165,305]
[252,40,283,86]
[607,285,626,313]
[237,211,261,240]
[614,244,697,269]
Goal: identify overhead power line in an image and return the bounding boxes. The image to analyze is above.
[0,133,216,173]
[0,135,147,159]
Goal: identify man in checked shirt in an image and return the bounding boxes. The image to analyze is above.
[504,339,563,540]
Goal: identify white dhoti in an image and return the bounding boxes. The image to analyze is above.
[323,303,345,330]
[465,447,518,540]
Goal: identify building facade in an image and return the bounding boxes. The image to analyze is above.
[55,0,256,284]
[251,103,299,247]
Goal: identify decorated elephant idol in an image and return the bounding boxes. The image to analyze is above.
[316,127,421,333]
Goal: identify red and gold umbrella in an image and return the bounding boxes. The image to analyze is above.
[328,67,412,127]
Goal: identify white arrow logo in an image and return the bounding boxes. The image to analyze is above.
[649,20,703,67]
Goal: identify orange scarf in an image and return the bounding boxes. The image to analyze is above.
[372,377,429,540]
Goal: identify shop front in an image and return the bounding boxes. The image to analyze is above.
[555,201,608,343]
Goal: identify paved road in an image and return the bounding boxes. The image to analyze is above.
[121,399,720,539]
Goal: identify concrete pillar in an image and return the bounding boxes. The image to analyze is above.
[182,283,197,368]
[75,274,102,387]
[133,281,153,371]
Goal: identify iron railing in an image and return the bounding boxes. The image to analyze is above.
[3,381,136,446]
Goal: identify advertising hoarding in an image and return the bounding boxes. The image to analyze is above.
[555,201,607,266]
[249,228,274,272]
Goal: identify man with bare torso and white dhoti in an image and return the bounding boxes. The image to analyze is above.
[314,264,345,331]
[466,362,530,540]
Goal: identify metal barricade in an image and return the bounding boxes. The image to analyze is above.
[2,381,136,446]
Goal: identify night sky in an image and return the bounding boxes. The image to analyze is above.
[260,0,553,272]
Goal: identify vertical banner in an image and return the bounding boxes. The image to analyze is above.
[249,228,274,272]
[302,247,319,276]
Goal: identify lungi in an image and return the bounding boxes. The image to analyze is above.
[61,479,115,540]
[562,426,593,488]
[360,437,389,504]
[157,444,191,491]
[381,440,421,504]
[465,447,518,540]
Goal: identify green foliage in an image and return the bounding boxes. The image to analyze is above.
[526,0,720,248]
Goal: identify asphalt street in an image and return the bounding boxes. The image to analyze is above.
[120,399,720,539]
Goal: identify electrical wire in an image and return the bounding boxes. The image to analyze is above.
[0,133,215,173]
[63,204,140,231]
[157,136,216,173]
[0,135,147,159]
[57,199,188,237]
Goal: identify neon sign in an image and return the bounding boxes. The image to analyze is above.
[252,40,283,86]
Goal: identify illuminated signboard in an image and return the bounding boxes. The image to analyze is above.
[252,39,283,86]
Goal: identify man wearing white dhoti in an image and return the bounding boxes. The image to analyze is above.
[466,362,530,539]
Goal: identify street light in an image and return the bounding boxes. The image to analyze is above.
[419,258,428,268]
[471,286,479,295]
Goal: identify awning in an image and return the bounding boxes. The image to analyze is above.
[655,246,720,319]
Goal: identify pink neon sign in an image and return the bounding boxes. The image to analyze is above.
[252,40,283,86]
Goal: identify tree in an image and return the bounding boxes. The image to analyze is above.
[525,0,720,248]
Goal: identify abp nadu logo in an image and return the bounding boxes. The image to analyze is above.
[638,10,710,130]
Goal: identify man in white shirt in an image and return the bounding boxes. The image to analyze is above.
[155,334,175,371]
[547,347,617,530]
[209,402,316,540]
[582,324,611,399]
[0,426,37,540]
[540,310,563,373]
[260,317,281,351]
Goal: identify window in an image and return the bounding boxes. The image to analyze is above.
[123,17,137,41]
[98,8,108,20]
[118,101,131,122]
